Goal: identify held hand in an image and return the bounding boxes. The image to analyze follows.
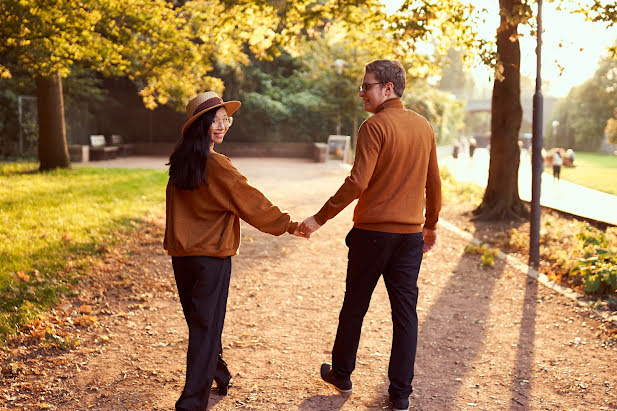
[422,228,437,253]
[298,216,321,238]
[293,226,310,239]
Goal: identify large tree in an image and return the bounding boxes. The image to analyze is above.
[393,0,531,220]
[1,0,400,170]
[473,0,531,220]
[473,0,617,219]
[0,0,280,170]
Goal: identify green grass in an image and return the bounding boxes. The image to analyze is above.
[558,152,617,195]
[440,165,484,203]
[0,162,167,341]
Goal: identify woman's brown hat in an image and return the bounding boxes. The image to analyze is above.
[182,91,241,135]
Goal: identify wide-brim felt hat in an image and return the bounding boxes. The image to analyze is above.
[182,91,241,135]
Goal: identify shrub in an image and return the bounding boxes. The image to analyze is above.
[464,243,500,268]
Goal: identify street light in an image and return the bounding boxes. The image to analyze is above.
[552,120,559,143]
[334,59,345,135]
[530,0,543,268]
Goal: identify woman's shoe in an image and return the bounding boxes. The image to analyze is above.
[214,351,231,396]
[214,377,231,396]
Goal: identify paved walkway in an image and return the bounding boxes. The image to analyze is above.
[442,148,617,226]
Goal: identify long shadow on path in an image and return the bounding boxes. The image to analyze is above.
[414,245,507,409]
[508,270,538,410]
[414,220,541,409]
[298,393,350,410]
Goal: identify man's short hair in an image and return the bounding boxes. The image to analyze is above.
[365,60,405,97]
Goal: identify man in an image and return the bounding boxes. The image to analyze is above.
[299,59,441,411]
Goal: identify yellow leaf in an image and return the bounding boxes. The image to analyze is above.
[16,270,30,282]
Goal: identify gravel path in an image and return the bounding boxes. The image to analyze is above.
[1,158,616,410]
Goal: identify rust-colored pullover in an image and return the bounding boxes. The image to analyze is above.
[164,153,298,257]
[314,98,441,233]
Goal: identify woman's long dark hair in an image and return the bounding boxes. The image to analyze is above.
[167,109,217,190]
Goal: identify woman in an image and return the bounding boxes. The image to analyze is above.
[553,149,562,181]
[164,91,302,410]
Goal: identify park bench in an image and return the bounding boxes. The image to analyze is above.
[313,142,328,162]
[111,134,134,156]
[89,135,119,161]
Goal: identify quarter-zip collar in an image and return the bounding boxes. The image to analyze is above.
[375,97,404,114]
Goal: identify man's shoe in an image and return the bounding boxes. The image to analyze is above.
[389,396,409,411]
[320,363,352,393]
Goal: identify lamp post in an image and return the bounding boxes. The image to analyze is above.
[530,0,543,268]
[552,120,559,144]
[334,59,345,135]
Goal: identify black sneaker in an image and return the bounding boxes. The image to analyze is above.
[320,363,352,393]
[389,396,409,411]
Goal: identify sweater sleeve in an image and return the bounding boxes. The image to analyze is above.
[424,128,442,230]
[225,168,298,236]
[314,121,381,225]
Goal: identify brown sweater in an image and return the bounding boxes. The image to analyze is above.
[164,153,298,257]
[314,98,441,233]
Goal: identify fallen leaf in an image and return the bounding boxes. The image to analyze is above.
[79,305,92,314]
[16,270,30,282]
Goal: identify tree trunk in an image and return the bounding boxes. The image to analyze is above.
[36,72,71,171]
[474,0,527,220]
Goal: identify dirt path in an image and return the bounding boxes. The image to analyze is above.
[1,159,616,410]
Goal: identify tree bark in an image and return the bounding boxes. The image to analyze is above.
[474,0,527,220]
[36,72,71,171]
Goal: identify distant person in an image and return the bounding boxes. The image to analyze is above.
[298,59,441,411]
[552,149,562,181]
[541,147,548,166]
[566,148,576,166]
[164,91,304,410]
[452,140,459,159]
[469,137,477,158]
[459,136,469,158]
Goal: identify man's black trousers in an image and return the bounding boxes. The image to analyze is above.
[172,255,232,411]
[331,228,424,399]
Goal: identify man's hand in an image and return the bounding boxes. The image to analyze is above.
[298,216,322,238]
[422,228,437,253]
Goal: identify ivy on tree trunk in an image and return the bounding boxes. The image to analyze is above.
[474,0,528,221]
[36,73,71,171]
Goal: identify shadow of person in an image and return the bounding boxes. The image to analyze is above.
[508,268,538,410]
[412,215,540,409]
[414,247,508,408]
[206,388,228,409]
[464,216,538,409]
[298,392,351,411]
